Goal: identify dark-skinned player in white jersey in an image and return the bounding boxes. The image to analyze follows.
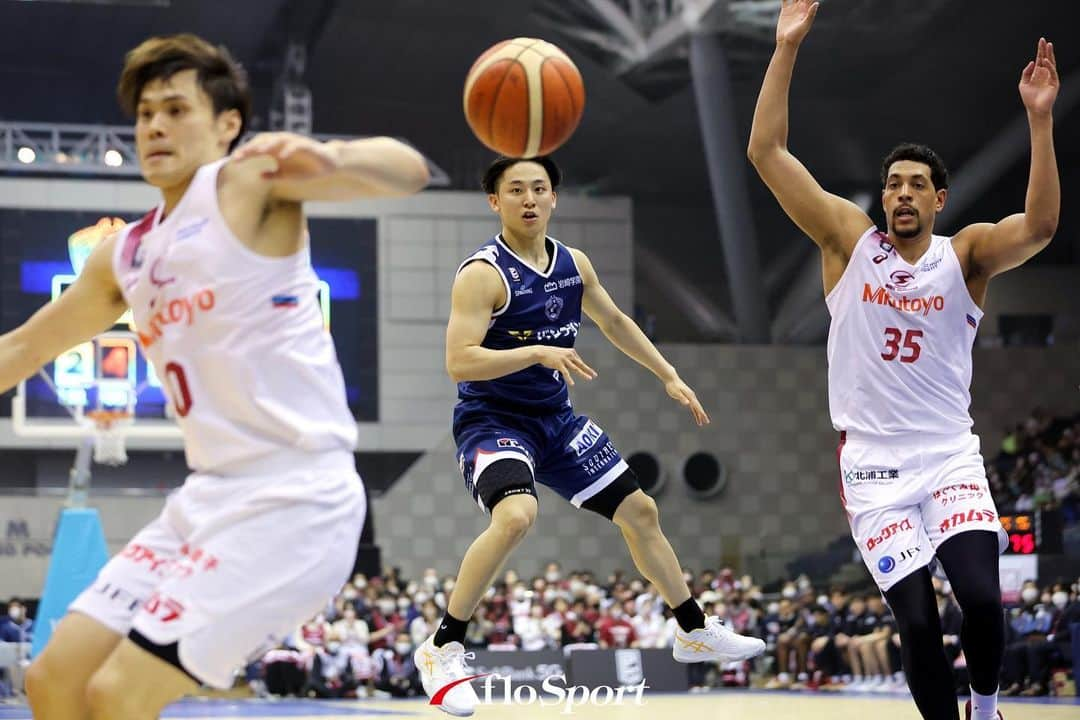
[747,3,1059,720]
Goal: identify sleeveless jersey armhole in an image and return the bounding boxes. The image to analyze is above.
[825,225,878,310]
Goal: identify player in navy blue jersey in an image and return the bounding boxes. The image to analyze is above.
[414,156,765,715]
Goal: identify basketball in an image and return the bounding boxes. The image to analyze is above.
[463,37,585,158]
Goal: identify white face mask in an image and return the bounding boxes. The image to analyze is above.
[7,608,22,621]
[397,599,411,610]
[817,595,829,608]
[781,587,797,599]
[546,571,560,583]
[767,603,780,615]
[1021,588,1039,604]
[1052,592,1068,610]
[395,644,411,655]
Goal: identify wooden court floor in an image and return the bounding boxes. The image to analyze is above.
[3,691,1076,719]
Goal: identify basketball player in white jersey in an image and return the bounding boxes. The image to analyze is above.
[0,35,428,719]
[748,4,1059,720]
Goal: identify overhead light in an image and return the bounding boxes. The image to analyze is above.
[17,147,36,164]
[104,149,123,167]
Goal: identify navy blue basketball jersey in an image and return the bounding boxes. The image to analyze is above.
[456,234,583,412]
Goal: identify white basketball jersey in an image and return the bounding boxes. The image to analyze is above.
[112,158,357,474]
[826,227,983,437]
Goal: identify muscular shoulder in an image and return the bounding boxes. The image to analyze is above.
[951,223,994,279]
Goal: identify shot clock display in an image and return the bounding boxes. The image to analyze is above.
[999,512,1064,555]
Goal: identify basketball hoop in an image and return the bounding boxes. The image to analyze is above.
[85,409,134,466]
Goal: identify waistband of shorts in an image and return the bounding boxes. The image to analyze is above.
[202,449,356,478]
[839,430,975,448]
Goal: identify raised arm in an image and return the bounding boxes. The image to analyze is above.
[747,0,870,254]
[571,248,708,426]
[959,38,1060,280]
[445,261,596,385]
[0,235,126,393]
[228,133,430,203]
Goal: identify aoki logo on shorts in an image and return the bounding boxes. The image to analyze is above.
[569,420,603,457]
[866,517,914,551]
[938,508,996,534]
[436,674,648,715]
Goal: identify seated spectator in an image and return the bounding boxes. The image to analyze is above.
[373,639,420,698]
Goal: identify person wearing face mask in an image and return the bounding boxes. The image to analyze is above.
[1000,583,1052,695]
[0,601,33,644]
[374,639,419,698]
[1017,588,1079,696]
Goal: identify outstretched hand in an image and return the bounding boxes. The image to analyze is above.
[665,378,710,427]
[232,132,341,181]
[1019,37,1059,117]
[776,0,819,46]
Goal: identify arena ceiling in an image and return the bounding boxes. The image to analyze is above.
[2,0,1077,340]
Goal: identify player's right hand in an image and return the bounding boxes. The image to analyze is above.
[776,0,819,46]
[535,347,597,386]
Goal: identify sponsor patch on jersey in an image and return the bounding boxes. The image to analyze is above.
[569,420,603,457]
[508,266,521,283]
[272,295,299,308]
[176,217,209,242]
[861,283,944,315]
[966,314,978,329]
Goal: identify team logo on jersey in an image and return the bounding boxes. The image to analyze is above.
[149,258,176,288]
[544,281,559,293]
[508,266,521,283]
[886,270,916,292]
[861,284,944,315]
[508,329,534,342]
[497,438,525,450]
[569,420,604,457]
[545,295,564,321]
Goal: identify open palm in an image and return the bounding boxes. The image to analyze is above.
[777,0,819,45]
[1019,38,1059,116]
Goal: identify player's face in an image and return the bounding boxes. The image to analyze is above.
[134,69,240,190]
[881,160,947,240]
[488,161,557,239]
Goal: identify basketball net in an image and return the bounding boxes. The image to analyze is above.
[85,409,134,466]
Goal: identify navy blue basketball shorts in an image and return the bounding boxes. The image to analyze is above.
[453,400,636,517]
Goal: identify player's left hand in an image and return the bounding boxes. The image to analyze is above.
[232,132,341,181]
[1019,37,1058,117]
[665,378,710,427]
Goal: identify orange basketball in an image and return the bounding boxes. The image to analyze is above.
[463,37,585,158]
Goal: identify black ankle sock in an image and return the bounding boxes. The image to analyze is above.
[672,598,706,633]
[433,612,469,647]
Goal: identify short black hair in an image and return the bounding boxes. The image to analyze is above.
[880,143,949,190]
[482,156,562,194]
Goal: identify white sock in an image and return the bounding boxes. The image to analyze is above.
[970,687,999,720]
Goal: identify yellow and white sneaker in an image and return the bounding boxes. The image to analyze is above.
[415,635,481,716]
[672,616,766,663]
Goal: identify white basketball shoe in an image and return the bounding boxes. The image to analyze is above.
[415,635,481,716]
[672,616,766,663]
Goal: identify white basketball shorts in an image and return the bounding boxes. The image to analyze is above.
[70,452,365,688]
[837,431,1007,592]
